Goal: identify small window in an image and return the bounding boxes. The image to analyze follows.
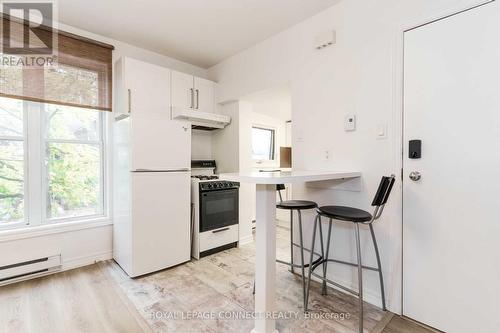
[252,127,275,160]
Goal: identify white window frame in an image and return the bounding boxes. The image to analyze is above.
[0,101,28,229]
[252,125,278,167]
[0,98,108,230]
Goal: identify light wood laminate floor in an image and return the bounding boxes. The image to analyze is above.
[0,224,436,333]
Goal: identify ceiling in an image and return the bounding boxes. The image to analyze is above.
[58,0,341,68]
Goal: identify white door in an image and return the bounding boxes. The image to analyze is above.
[171,70,194,110]
[194,77,215,113]
[131,113,191,171]
[124,57,171,116]
[131,172,190,276]
[403,3,500,333]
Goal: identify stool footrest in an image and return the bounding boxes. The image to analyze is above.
[277,255,323,269]
[290,244,322,256]
[316,258,380,272]
[310,271,360,297]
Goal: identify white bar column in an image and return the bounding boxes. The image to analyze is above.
[252,184,278,333]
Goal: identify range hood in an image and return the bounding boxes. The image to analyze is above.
[172,107,230,130]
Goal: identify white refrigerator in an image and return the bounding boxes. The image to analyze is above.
[113,57,191,277]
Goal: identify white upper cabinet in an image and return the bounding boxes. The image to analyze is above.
[193,77,216,113]
[121,57,171,117]
[171,70,194,110]
[171,70,216,114]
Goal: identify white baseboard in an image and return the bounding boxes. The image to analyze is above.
[309,272,384,309]
[62,250,113,271]
[239,234,254,246]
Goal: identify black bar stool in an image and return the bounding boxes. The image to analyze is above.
[305,175,395,333]
[253,184,321,309]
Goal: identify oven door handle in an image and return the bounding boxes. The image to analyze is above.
[212,227,230,234]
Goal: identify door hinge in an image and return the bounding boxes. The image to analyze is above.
[401,168,404,181]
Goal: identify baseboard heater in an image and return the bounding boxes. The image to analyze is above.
[0,255,61,284]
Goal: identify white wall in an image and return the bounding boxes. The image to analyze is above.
[192,130,213,160]
[212,102,240,174]
[0,22,208,277]
[241,85,292,122]
[209,0,486,312]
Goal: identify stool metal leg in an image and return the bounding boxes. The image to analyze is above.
[304,215,319,312]
[355,223,363,333]
[290,210,294,274]
[369,223,386,311]
[297,210,307,309]
[322,219,333,295]
[317,215,327,295]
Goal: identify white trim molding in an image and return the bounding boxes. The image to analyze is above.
[239,234,254,246]
[0,218,112,242]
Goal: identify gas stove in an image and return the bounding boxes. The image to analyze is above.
[191,160,217,180]
[191,160,239,189]
[190,160,240,259]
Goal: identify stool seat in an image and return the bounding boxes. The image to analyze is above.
[317,205,372,223]
[277,200,317,210]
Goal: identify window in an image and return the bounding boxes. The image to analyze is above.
[252,127,275,161]
[44,104,104,220]
[0,97,106,228]
[0,16,113,229]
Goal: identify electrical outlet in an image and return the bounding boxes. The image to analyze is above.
[324,150,331,161]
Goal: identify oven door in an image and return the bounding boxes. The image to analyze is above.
[199,188,239,232]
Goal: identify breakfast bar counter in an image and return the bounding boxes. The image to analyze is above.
[219,170,362,333]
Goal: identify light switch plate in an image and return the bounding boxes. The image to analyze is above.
[376,123,387,139]
[344,115,356,131]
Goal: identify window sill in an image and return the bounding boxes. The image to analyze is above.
[0,218,112,242]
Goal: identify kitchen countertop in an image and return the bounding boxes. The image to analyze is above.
[220,170,361,184]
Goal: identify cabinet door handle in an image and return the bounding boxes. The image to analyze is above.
[196,89,199,109]
[212,227,230,234]
[127,89,131,114]
[190,88,194,109]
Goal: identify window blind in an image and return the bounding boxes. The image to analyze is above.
[0,15,114,111]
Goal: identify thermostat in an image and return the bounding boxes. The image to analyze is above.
[344,115,356,131]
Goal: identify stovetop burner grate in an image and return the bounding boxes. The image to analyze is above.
[191,175,219,180]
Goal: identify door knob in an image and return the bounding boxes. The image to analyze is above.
[409,171,421,181]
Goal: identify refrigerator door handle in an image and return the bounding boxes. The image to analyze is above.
[132,168,190,173]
